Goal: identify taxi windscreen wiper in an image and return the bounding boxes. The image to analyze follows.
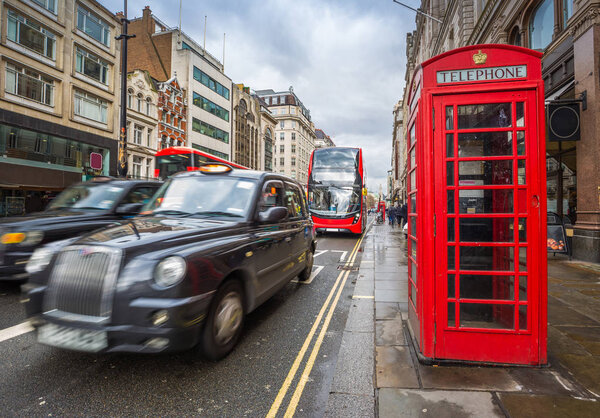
[188,211,243,218]
[152,209,191,216]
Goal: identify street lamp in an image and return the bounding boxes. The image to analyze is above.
[115,0,135,178]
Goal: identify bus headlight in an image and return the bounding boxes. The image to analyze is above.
[352,213,360,224]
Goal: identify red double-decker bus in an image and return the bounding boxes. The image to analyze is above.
[154,147,247,179]
[307,147,367,234]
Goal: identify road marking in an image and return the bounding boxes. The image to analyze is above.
[330,250,348,262]
[291,265,324,285]
[352,295,374,299]
[0,321,34,343]
[284,239,364,417]
[266,238,362,418]
[314,250,328,258]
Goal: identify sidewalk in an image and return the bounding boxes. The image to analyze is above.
[326,220,600,417]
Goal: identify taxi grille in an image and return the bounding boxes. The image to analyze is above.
[44,246,122,319]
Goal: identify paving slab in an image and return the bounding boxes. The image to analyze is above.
[418,364,522,392]
[554,353,600,394]
[375,288,408,303]
[353,279,374,297]
[376,319,406,346]
[324,393,374,418]
[508,368,580,396]
[330,331,374,395]
[554,325,600,355]
[498,393,600,418]
[375,346,419,388]
[548,297,600,327]
[374,280,406,291]
[548,326,591,356]
[345,298,374,333]
[379,389,504,418]
[376,302,402,320]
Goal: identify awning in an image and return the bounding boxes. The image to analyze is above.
[545,80,575,103]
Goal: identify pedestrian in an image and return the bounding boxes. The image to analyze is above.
[398,201,408,228]
[389,204,397,226]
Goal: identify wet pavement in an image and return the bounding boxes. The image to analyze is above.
[327,218,600,417]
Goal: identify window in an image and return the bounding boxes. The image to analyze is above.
[192,66,230,100]
[145,97,152,115]
[147,128,153,147]
[280,121,285,129]
[7,10,56,60]
[133,125,143,145]
[291,144,296,153]
[161,111,167,123]
[292,121,296,129]
[136,93,142,112]
[529,0,553,50]
[32,0,57,14]
[145,159,152,178]
[5,63,54,106]
[127,88,133,108]
[280,144,285,153]
[193,92,229,121]
[280,132,285,140]
[509,27,522,47]
[563,0,573,24]
[191,118,229,143]
[132,156,143,178]
[291,132,296,141]
[75,47,109,84]
[74,90,107,123]
[191,143,229,160]
[291,108,296,114]
[291,170,296,179]
[285,184,305,218]
[77,5,110,46]
[280,157,284,166]
[291,157,296,166]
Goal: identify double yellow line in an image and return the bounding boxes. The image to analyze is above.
[267,230,368,418]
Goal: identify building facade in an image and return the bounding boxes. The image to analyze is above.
[0,0,121,215]
[391,100,405,205]
[255,87,316,183]
[127,7,232,161]
[315,128,335,148]
[126,69,158,179]
[402,0,600,262]
[259,96,276,172]
[156,75,186,150]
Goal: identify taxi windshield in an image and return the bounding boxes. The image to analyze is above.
[146,176,257,219]
[47,183,125,210]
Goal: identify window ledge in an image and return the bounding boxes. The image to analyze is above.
[73,72,110,92]
[2,92,58,115]
[4,40,58,69]
[19,0,63,25]
[72,114,110,131]
[73,28,113,57]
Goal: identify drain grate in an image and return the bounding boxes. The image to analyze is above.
[337,265,359,271]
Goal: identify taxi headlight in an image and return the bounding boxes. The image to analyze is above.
[25,247,54,274]
[0,231,44,246]
[154,256,186,288]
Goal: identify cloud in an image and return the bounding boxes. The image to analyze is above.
[105,0,418,192]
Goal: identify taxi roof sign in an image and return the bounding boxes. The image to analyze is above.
[198,164,233,174]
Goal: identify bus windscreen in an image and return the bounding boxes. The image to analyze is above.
[156,154,192,179]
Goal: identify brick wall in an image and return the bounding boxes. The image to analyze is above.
[127,7,171,81]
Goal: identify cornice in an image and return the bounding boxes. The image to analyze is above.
[569,2,600,41]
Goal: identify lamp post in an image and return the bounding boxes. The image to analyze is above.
[116,0,135,178]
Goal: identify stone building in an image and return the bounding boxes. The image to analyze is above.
[402,0,599,262]
[0,0,122,215]
[391,100,405,204]
[314,128,335,148]
[126,70,158,179]
[231,84,276,170]
[255,87,316,183]
[127,7,232,161]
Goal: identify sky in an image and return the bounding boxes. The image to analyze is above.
[103,0,419,194]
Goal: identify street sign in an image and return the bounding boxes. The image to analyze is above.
[90,152,103,170]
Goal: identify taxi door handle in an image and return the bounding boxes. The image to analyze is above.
[285,237,292,242]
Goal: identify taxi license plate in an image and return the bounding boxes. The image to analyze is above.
[38,323,107,352]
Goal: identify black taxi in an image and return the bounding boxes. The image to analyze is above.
[0,178,161,281]
[23,165,316,360]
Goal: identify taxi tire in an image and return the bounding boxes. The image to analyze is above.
[298,249,314,282]
[200,280,245,361]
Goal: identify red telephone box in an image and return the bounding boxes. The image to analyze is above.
[405,45,547,366]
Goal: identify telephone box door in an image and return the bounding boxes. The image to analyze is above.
[433,90,543,364]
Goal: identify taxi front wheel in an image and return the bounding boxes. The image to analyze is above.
[200,280,245,361]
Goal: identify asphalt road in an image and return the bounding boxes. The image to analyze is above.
[0,230,365,417]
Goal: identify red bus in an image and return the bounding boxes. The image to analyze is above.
[307,147,367,234]
[154,147,247,179]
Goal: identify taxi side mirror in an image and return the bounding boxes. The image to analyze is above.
[115,203,144,216]
[259,206,288,223]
